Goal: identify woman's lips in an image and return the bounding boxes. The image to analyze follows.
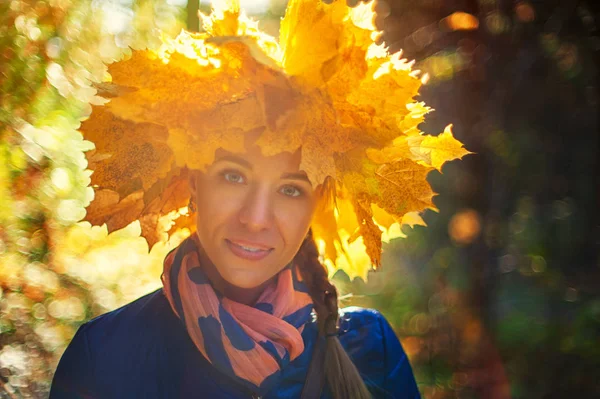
[225,239,274,261]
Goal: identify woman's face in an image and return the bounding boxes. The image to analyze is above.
[189,144,317,289]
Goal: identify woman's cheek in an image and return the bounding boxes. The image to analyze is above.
[205,183,242,211]
[276,199,313,238]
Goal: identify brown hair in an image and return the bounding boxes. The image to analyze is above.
[294,229,372,399]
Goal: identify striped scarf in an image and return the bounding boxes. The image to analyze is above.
[161,234,314,392]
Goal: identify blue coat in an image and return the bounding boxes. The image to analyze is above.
[50,289,420,398]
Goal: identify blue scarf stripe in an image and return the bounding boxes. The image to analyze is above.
[291,266,310,294]
[258,340,290,369]
[198,315,235,374]
[219,304,255,351]
[188,266,210,284]
[254,302,274,314]
[282,304,314,329]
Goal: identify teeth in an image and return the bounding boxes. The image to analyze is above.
[238,244,264,252]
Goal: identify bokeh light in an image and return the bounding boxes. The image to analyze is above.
[448,209,481,245]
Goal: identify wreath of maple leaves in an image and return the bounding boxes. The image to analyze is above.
[82,0,471,279]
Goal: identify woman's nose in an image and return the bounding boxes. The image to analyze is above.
[238,187,274,232]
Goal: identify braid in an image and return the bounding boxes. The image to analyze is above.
[295,230,337,333]
[295,229,372,399]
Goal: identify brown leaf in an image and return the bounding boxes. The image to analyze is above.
[167,212,196,236]
[84,189,120,226]
[82,107,174,196]
[94,82,137,99]
[85,190,144,233]
[352,195,382,269]
[145,178,190,215]
[139,213,162,249]
[142,165,182,208]
[374,159,437,217]
[137,171,192,248]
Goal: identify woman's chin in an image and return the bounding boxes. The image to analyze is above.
[220,267,274,290]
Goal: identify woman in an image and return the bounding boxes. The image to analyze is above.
[51,0,468,397]
[50,142,420,398]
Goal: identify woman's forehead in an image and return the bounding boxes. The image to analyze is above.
[213,146,304,174]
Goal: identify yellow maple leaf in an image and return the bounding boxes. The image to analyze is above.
[419,124,473,171]
[279,0,346,87]
[256,90,355,186]
[201,0,240,37]
[372,204,397,230]
[366,134,426,164]
[311,179,341,263]
[326,234,372,281]
[345,55,424,139]
[401,211,427,228]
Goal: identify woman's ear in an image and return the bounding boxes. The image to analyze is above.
[188,170,197,199]
[187,171,198,214]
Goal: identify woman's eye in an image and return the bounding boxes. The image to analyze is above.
[280,185,302,198]
[222,171,245,184]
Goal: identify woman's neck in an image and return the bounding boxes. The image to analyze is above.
[196,244,273,305]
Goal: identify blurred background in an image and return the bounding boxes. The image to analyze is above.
[0,0,598,397]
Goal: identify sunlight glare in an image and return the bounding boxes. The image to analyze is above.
[200,0,271,15]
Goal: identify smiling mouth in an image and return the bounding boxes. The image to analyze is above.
[225,239,274,261]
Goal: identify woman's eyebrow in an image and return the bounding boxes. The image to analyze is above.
[215,156,309,182]
[214,155,252,169]
[281,172,311,183]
